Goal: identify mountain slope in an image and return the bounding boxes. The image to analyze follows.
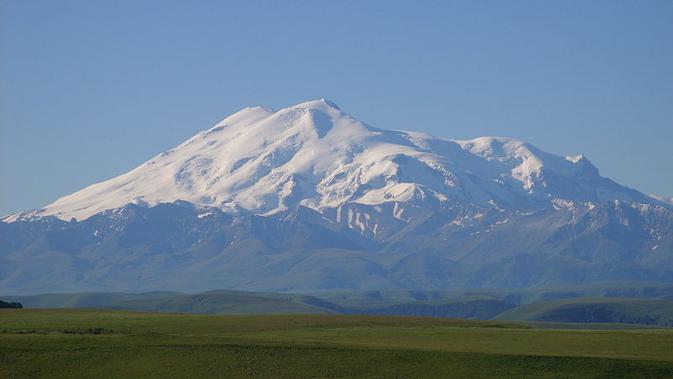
[1,99,672,294]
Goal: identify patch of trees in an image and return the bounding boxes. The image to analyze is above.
[0,300,23,309]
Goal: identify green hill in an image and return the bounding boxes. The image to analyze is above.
[9,287,673,325]
[496,298,673,326]
[312,283,673,307]
[5,290,518,319]
[5,290,333,315]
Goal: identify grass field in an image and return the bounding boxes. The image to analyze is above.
[2,309,673,378]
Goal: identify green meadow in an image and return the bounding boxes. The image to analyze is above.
[2,309,673,378]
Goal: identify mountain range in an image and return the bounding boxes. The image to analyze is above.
[2,99,672,295]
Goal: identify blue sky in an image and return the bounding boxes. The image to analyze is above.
[1,0,672,216]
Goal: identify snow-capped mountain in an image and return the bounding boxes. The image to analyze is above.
[2,99,672,294]
[4,99,660,223]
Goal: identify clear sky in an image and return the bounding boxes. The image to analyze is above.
[1,0,672,216]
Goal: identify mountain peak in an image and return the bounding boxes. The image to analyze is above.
[3,100,658,222]
[293,98,341,111]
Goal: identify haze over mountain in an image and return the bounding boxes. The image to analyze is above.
[2,100,672,294]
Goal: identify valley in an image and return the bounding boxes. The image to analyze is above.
[2,309,673,378]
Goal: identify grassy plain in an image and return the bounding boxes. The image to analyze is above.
[1,309,673,378]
